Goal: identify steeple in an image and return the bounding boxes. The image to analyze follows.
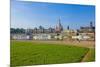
[90,21,93,28]
[59,18,63,31]
[67,26,69,30]
[55,18,63,33]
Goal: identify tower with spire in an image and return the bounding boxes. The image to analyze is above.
[55,18,63,33]
[90,21,93,28]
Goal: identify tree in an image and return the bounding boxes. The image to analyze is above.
[10,28,25,34]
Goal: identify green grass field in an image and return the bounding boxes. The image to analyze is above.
[10,40,94,66]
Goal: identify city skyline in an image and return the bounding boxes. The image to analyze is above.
[11,0,95,30]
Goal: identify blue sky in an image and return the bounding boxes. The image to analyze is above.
[11,0,95,30]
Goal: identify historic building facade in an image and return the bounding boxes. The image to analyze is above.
[11,20,95,41]
[32,18,63,40]
[72,22,95,41]
[11,18,64,40]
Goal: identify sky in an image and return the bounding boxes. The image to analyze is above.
[11,0,95,30]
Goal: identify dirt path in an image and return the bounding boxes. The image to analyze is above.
[81,50,90,62]
[81,48,95,62]
[32,40,95,48]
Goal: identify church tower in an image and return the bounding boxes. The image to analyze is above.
[90,21,93,28]
[55,18,63,33]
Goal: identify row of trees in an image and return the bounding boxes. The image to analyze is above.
[10,28,26,34]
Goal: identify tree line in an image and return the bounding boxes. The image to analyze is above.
[10,28,26,34]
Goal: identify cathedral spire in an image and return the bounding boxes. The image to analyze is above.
[55,17,63,33]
